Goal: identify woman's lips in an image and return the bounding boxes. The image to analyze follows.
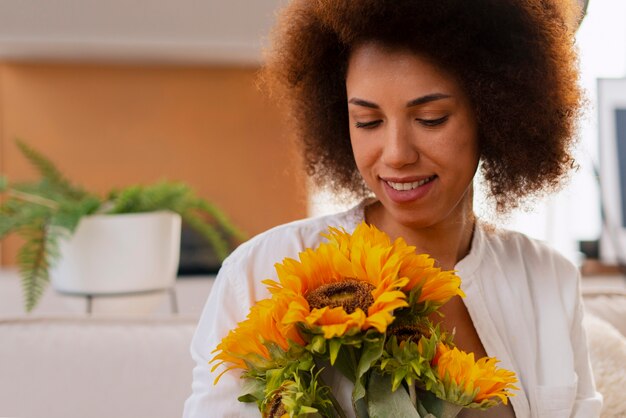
[381,175,437,203]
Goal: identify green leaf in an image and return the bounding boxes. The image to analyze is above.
[367,370,422,418]
[354,397,369,418]
[299,405,319,413]
[353,334,385,404]
[392,368,408,392]
[0,203,50,239]
[309,335,326,355]
[329,339,342,365]
[266,368,288,395]
[0,175,8,192]
[104,180,244,262]
[238,378,265,403]
[51,197,101,233]
[416,401,437,418]
[15,139,86,199]
[16,223,50,312]
[273,367,340,418]
[195,198,247,242]
[416,390,464,418]
[182,212,230,261]
[330,347,356,383]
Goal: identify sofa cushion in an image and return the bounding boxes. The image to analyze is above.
[0,315,197,418]
[583,287,626,337]
[583,313,626,418]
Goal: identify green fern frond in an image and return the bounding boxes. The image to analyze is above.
[15,139,87,199]
[193,198,247,242]
[43,224,65,271]
[105,181,247,259]
[51,197,101,233]
[11,179,75,203]
[182,212,230,261]
[107,181,192,214]
[106,186,142,213]
[16,223,51,313]
[134,182,191,212]
[0,202,53,239]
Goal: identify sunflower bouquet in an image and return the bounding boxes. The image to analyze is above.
[211,223,518,418]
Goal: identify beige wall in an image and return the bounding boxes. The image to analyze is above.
[0,63,307,265]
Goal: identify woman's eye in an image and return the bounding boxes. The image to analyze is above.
[417,115,449,127]
[354,120,382,129]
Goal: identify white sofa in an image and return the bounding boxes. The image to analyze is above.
[580,287,626,418]
[0,315,197,418]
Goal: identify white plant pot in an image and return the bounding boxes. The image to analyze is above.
[50,211,182,296]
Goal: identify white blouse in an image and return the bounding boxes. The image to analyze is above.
[183,201,602,418]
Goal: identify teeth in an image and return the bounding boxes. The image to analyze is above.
[386,176,434,191]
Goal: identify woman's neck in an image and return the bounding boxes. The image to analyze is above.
[364,200,476,270]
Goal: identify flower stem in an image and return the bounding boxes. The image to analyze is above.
[409,383,417,409]
[349,346,358,373]
[329,392,349,418]
[317,375,348,418]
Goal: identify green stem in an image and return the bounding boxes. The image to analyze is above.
[348,346,358,373]
[329,392,349,418]
[317,375,348,418]
[9,189,58,209]
[409,383,417,409]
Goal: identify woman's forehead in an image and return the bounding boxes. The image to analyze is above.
[345,42,463,97]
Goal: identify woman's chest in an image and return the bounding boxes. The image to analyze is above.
[429,296,487,357]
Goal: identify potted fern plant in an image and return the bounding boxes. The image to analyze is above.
[0,140,245,312]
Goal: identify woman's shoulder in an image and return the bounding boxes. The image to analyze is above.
[474,223,582,325]
[478,222,579,286]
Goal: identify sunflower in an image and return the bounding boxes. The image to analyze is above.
[379,318,442,391]
[265,223,410,339]
[430,344,519,408]
[399,252,465,314]
[211,292,304,383]
[328,222,464,313]
[263,369,334,418]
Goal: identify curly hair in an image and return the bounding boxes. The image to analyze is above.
[261,0,583,212]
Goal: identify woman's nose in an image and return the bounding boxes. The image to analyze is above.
[380,123,419,168]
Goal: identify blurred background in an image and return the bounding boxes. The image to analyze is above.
[0,0,624,268]
[0,0,305,270]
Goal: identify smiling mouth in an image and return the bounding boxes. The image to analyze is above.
[385,175,437,191]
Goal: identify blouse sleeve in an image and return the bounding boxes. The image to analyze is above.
[182,257,261,418]
[570,277,603,417]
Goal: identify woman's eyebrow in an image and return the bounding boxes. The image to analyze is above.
[348,93,452,109]
[348,98,379,108]
[406,93,452,107]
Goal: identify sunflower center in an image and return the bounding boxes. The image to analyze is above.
[389,322,432,343]
[306,279,375,314]
[265,393,286,418]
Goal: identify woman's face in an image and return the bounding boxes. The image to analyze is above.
[346,42,479,230]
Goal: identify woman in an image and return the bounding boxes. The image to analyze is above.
[184,1,602,417]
